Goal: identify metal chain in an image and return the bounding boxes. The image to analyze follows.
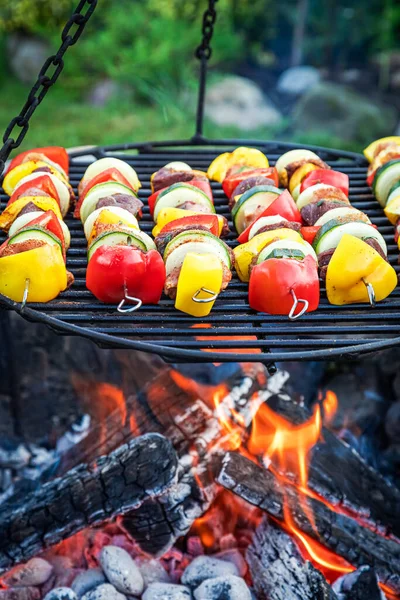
[194,0,219,139]
[0,0,98,176]
[195,0,219,60]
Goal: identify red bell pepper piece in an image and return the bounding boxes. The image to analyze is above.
[21,210,66,261]
[300,226,320,245]
[8,174,61,206]
[158,214,220,237]
[86,246,165,304]
[73,168,136,218]
[223,167,279,198]
[249,255,319,315]
[237,190,301,244]
[7,147,69,176]
[300,169,349,196]
[148,180,213,217]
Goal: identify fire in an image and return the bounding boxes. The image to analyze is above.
[212,384,244,451]
[321,389,338,425]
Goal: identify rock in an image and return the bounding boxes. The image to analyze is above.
[86,79,123,107]
[215,550,248,577]
[6,34,50,85]
[5,558,53,587]
[72,569,106,598]
[0,590,40,600]
[142,583,191,600]
[277,66,321,96]
[193,575,251,600]
[181,556,239,588]
[99,546,144,596]
[292,82,397,145]
[81,584,126,600]
[135,558,170,586]
[43,589,77,600]
[205,76,282,130]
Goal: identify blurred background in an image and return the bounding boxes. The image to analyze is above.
[0,0,399,153]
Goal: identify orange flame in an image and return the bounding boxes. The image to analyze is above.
[322,390,338,425]
[212,385,244,451]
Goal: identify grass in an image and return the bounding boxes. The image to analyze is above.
[0,79,363,154]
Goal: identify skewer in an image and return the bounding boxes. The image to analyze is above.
[288,288,309,321]
[363,279,376,306]
[21,279,30,310]
[117,287,142,313]
[192,287,218,303]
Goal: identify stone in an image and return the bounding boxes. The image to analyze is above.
[81,584,126,600]
[277,66,321,96]
[193,575,251,600]
[99,546,144,596]
[71,569,106,598]
[6,34,50,85]
[135,558,170,586]
[205,76,282,130]
[5,558,53,587]
[0,590,40,600]
[181,556,239,588]
[142,583,192,600]
[215,550,248,577]
[43,589,77,600]
[292,82,397,145]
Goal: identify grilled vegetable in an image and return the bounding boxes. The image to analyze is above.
[9,210,70,250]
[372,160,400,207]
[151,183,215,220]
[249,255,319,315]
[6,146,69,178]
[296,184,348,211]
[156,214,220,238]
[289,163,320,197]
[326,234,397,305]
[312,216,387,255]
[207,147,269,182]
[11,172,71,217]
[0,196,62,232]
[78,182,139,223]
[3,160,70,196]
[231,185,281,233]
[79,157,141,195]
[222,167,279,198]
[86,245,165,305]
[275,149,328,188]
[364,137,400,163]
[300,169,349,196]
[314,207,370,227]
[88,228,155,261]
[74,168,138,218]
[234,228,304,282]
[84,206,139,242]
[175,252,223,317]
[384,195,400,225]
[237,190,301,243]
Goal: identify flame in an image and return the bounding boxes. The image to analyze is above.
[322,390,338,425]
[212,384,244,451]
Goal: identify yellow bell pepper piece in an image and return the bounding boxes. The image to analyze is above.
[0,197,62,232]
[234,228,304,282]
[152,207,225,237]
[289,163,320,193]
[364,136,400,163]
[3,160,68,195]
[175,252,223,317]
[0,244,68,303]
[384,195,400,225]
[207,147,269,182]
[326,234,397,305]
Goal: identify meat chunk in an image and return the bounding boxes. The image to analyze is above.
[254,221,301,236]
[301,200,350,226]
[15,188,50,200]
[229,176,276,207]
[17,202,45,217]
[96,193,144,218]
[152,168,204,192]
[284,158,329,184]
[0,239,46,258]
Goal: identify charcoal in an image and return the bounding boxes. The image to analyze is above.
[135,558,170,586]
[99,546,143,596]
[247,518,337,600]
[193,575,252,600]
[214,549,247,577]
[43,589,77,600]
[181,556,239,588]
[4,558,53,587]
[81,584,126,600]
[0,443,30,470]
[0,589,40,600]
[0,434,178,574]
[142,583,192,600]
[332,566,386,600]
[71,569,106,598]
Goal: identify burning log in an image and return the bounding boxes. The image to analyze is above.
[217,451,400,594]
[0,433,178,574]
[263,393,400,539]
[247,517,338,600]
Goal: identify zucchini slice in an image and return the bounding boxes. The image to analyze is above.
[80,182,137,224]
[313,217,387,255]
[88,230,147,261]
[164,230,231,273]
[372,159,400,207]
[232,185,281,233]
[315,207,370,227]
[154,183,215,221]
[257,239,317,263]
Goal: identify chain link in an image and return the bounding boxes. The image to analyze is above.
[195,0,219,61]
[0,0,97,176]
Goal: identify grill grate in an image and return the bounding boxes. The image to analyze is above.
[1,138,400,365]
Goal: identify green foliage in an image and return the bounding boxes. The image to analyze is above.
[0,0,72,33]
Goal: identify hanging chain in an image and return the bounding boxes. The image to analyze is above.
[194,0,219,139]
[0,0,98,176]
[195,0,219,60]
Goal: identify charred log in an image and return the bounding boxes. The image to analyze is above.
[332,566,385,600]
[217,452,400,594]
[0,433,178,574]
[264,393,400,538]
[247,518,338,600]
